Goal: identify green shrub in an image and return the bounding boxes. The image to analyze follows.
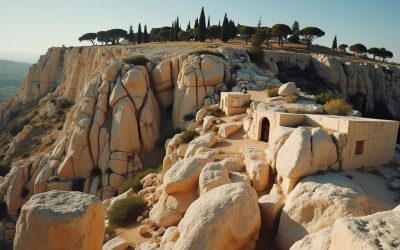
[316,92,339,104]
[324,99,353,116]
[180,129,199,144]
[267,87,279,97]
[0,200,7,219]
[108,196,147,227]
[122,55,149,66]
[207,106,225,117]
[285,94,299,103]
[183,113,195,121]
[0,164,10,177]
[188,50,224,58]
[71,178,85,192]
[118,168,158,194]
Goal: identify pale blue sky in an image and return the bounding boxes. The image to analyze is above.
[1,0,399,63]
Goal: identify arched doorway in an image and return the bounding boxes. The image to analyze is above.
[260,118,270,142]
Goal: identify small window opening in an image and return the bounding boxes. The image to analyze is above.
[355,140,365,155]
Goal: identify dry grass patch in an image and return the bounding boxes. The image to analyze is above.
[324,98,353,116]
[267,87,279,97]
[285,94,299,103]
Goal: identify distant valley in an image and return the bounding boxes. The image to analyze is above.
[0,59,30,101]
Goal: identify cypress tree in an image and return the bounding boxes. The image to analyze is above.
[221,14,229,42]
[194,18,199,29]
[199,7,206,42]
[137,23,143,44]
[332,35,338,50]
[228,20,237,39]
[187,21,191,31]
[128,25,135,45]
[175,17,180,41]
[143,25,149,43]
[207,16,211,28]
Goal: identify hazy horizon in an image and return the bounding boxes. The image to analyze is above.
[2,0,400,63]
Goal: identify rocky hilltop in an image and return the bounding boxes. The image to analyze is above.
[0,43,399,249]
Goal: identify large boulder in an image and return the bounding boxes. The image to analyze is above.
[122,66,149,110]
[14,191,104,250]
[290,228,332,250]
[218,122,243,138]
[311,128,337,170]
[330,205,400,250]
[198,162,231,195]
[110,97,140,153]
[163,154,213,194]
[276,173,372,250]
[276,127,312,178]
[278,82,297,96]
[152,59,172,92]
[139,91,161,152]
[103,60,123,82]
[172,183,261,250]
[243,148,270,192]
[184,133,218,158]
[258,192,285,232]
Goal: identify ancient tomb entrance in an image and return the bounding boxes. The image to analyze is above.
[260,117,270,142]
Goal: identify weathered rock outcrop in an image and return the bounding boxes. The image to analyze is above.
[14,191,104,250]
[263,50,400,119]
[276,173,372,250]
[330,205,400,250]
[170,183,260,250]
[172,54,227,128]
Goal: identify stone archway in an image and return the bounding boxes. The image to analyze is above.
[260,117,270,142]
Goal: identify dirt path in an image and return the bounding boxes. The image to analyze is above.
[115,223,153,248]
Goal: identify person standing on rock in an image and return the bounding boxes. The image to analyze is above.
[240,84,248,94]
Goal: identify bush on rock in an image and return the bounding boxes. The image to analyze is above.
[122,55,149,66]
[324,99,353,116]
[180,130,199,144]
[108,196,147,227]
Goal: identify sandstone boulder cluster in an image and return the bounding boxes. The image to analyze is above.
[0,49,167,219]
[0,44,399,249]
[263,50,400,119]
[134,101,399,250]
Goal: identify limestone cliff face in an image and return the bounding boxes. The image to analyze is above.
[263,51,400,119]
[0,46,167,217]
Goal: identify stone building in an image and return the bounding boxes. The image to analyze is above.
[220,92,251,116]
[248,110,399,170]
